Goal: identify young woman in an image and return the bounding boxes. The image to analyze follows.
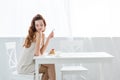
[17,14,56,80]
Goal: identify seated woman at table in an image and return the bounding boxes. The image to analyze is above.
[17,14,56,80]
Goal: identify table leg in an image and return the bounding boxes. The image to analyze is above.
[35,61,40,80]
[99,63,104,80]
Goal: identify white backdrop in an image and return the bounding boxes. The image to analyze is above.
[0,0,120,37]
[69,0,120,37]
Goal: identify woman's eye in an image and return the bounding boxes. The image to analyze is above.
[35,25,38,27]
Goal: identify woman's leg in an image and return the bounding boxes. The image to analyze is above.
[39,65,49,80]
[42,71,49,80]
[42,64,56,80]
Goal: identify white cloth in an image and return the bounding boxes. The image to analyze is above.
[17,43,36,75]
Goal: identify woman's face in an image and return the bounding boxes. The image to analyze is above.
[35,19,45,32]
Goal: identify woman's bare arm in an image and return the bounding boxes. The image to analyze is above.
[34,32,42,56]
[40,31,54,54]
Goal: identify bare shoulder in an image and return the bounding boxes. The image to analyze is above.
[32,32,39,42]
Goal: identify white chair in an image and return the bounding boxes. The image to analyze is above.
[5,42,42,80]
[60,39,88,80]
[61,64,88,80]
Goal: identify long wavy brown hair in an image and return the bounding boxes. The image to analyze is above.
[23,14,46,48]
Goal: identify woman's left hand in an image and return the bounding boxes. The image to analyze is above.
[48,31,54,39]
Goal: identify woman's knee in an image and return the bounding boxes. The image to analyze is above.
[39,65,48,73]
[42,64,55,68]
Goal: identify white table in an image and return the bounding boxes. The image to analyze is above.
[33,52,114,80]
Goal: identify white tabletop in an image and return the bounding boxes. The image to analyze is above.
[34,52,114,59]
[33,52,114,63]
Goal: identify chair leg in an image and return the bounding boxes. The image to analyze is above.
[62,72,68,80]
[61,72,63,80]
[80,75,86,80]
[34,73,35,80]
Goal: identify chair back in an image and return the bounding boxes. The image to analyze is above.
[5,42,18,70]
